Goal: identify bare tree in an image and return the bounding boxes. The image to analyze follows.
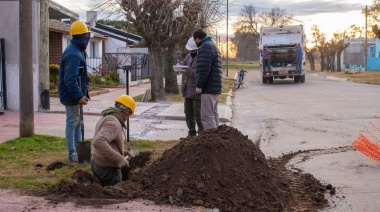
[231,4,260,61]
[259,6,293,27]
[347,24,365,38]
[311,24,327,71]
[93,0,225,101]
[233,4,260,33]
[305,47,317,71]
[364,0,380,24]
[333,31,350,72]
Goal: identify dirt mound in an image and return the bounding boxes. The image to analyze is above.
[130,125,292,211]
[45,125,330,211]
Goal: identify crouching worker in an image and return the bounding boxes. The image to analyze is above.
[91,95,136,187]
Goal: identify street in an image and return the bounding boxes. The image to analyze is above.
[231,70,380,211]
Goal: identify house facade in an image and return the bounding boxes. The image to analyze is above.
[367,38,380,71]
[0,0,148,111]
[49,19,107,73]
[0,0,46,111]
[340,38,376,70]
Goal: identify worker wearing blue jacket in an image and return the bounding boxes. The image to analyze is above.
[58,20,91,162]
[295,43,303,75]
[193,29,222,130]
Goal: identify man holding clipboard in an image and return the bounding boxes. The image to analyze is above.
[175,37,204,138]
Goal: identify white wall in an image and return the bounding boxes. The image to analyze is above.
[0,1,40,111]
[116,47,148,85]
[105,37,126,54]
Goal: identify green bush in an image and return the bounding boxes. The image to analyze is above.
[109,71,119,82]
[49,64,60,90]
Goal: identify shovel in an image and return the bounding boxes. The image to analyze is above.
[78,66,85,143]
[75,67,91,164]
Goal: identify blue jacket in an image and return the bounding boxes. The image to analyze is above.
[58,39,89,105]
[296,46,303,63]
[196,36,222,94]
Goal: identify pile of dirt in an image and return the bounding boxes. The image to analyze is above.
[128,125,292,211]
[45,125,330,211]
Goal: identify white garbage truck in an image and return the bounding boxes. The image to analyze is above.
[259,24,306,83]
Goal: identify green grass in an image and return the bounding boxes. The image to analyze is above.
[0,135,83,189]
[0,135,178,190]
[222,60,260,70]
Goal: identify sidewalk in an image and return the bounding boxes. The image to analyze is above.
[0,82,232,143]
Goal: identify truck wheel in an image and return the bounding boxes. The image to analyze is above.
[294,76,300,83]
[262,77,267,84]
[268,77,274,83]
[300,74,305,83]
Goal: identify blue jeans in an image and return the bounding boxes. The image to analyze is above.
[65,105,82,155]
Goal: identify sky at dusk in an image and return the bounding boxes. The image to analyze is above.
[56,0,374,43]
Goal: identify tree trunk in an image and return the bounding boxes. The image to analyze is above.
[164,46,179,94]
[320,54,325,71]
[148,44,165,102]
[305,50,315,71]
[330,55,335,72]
[336,51,342,72]
[309,56,315,71]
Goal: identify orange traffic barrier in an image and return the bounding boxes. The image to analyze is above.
[353,134,380,161]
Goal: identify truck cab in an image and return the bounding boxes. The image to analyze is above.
[259,25,306,83]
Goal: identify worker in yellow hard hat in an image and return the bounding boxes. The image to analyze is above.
[91,95,136,187]
[58,20,92,162]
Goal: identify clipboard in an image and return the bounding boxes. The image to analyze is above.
[173,65,189,72]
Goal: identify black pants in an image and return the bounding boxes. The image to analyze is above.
[184,98,203,136]
[91,160,121,187]
[262,59,271,75]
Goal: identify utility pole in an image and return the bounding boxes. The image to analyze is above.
[40,0,50,110]
[365,5,368,72]
[226,0,229,78]
[19,0,34,137]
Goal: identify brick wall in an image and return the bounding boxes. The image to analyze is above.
[49,31,62,65]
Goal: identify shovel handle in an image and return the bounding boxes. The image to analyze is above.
[78,66,85,143]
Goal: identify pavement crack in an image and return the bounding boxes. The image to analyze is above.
[138,104,171,119]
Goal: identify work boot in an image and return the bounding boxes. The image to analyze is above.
[188,130,197,137]
[68,152,78,162]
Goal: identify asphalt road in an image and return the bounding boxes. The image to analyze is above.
[231,70,380,212]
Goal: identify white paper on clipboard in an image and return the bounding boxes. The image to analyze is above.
[173,65,189,72]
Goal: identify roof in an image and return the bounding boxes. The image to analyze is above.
[49,0,79,20]
[49,19,107,40]
[90,23,143,45]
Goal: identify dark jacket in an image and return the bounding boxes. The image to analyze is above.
[296,46,303,63]
[196,36,222,94]
[58,39,89,105]
[180,54,200,99]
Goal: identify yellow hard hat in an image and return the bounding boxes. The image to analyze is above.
[115,95,136,116]
[70,20,90,35]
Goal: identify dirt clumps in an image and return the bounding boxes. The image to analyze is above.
[45,125,330,211]
[132,125,292,211]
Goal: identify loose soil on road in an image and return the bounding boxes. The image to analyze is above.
[35,125,332,211]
